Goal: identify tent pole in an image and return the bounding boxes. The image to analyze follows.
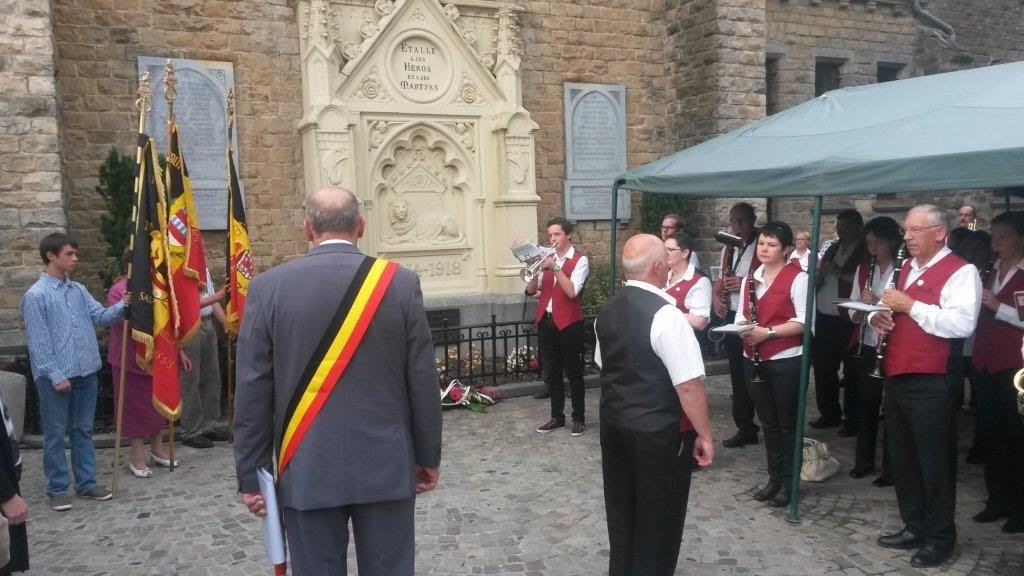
[609,182,621,296]
[788,195,822,523]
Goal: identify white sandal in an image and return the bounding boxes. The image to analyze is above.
[150,453,180,468]
[128,462,154,478]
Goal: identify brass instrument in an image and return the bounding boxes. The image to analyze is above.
[1014,368,1024,415]
[853,256,877,359]
[747,263,766,385]
[518,245,556,283]
[968,219,978,231]
[716,231,746,314]
[870,243,908,380]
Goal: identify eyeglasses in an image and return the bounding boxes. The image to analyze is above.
[660,225,677,230]
[904,224,943,236]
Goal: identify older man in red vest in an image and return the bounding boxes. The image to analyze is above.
[527,217,590,437]
[869,204,981,568]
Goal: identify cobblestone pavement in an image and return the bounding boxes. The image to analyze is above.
[20,374,1024,575]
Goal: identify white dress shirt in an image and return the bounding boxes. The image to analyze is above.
[816,239,862,316]
[594,280,706,386]
[788,249,810,272]
[540,246,590,314]
[719,242,756,310]
[870,246,981,339]
[734,265,809,360]
[665,262,712,319]
[988,258,1024,329]
[848,262,894,348]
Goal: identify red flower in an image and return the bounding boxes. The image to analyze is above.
[449,387,463,402]
[528,357,540,370]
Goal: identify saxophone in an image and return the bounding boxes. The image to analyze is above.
[870,243,908,380]
[853,256,876,359]
[747,263,766,385]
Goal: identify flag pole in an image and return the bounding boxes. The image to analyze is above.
[225,88,237,444]
[164,59,178,472]
[112,71,154,499]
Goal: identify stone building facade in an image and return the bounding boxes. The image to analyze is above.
[1,0,1022,345]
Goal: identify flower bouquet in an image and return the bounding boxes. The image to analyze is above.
[505,346,540,376]
[440,378,499,413]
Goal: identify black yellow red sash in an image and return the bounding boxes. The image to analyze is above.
[277,257,399,475]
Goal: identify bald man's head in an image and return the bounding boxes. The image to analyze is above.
[622,234,668,284]
[305,187,361,236]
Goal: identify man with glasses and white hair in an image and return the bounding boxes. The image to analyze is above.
[868,204,981,568]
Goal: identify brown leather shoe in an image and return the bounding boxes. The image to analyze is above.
[535,418,565,434]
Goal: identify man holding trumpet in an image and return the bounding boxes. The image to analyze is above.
[523,217,590,437]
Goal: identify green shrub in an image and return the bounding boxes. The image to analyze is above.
[96,148,135,287]
[639,192,694,236]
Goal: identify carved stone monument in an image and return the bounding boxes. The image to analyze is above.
[138,57,240,230]
[563,83,629,221]
[298,0,540,310]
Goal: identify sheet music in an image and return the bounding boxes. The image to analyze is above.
[511,240,546,263]
[837,301,889,313]
[710,323,754,334]
[257,467,287,566]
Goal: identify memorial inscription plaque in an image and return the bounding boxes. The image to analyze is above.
[563,83,628,220]
[138,57,240,230]
[389,33,453,103]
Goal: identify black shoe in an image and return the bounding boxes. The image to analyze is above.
[809,417,841,429]
[973,508,1006,523]
[182,435,214,449]
[768,491,790,508]
[836,424,858,437]
[753,481,781,502]
[965,450,986,464]
[849,466,874,479]
[1001,518,1024,534]
[872,474,894,488]
[204,427,230,442]
[533,389,551,400]
[877,529,924,550]
[722,433,759,448]
[910,545,953,568]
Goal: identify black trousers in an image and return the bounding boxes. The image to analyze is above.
[745,356,801,492]
[724,311,759,437]
[601,424,695,576]
[854,347,890,474]
[885,373,957,550]
[813,313,856,424]
[538,315,585,423]
[974,367,1024,520]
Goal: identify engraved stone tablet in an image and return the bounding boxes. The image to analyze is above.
[138,57,240,230]
[564,83,628,220]
[389,33,453,104]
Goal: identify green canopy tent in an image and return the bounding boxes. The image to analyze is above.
[609,60,1024,521]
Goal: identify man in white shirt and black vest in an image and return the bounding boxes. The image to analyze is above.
[869,204,981,568]
[595,233,714,576]
[527,217,590,437]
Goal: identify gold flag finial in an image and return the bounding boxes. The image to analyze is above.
[227,87,236,128]
[135,71,153,114]
[164,59,177,121]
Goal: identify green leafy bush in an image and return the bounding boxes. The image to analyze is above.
[96,148,135,287]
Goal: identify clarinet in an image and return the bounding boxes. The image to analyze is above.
[716,231,745,314]
[853,256,876,359]
[747,263,766,385]
[870,243,908,380]
[979,255,996,289]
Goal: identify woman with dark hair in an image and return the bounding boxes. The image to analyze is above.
[847,216,901,486]
[970,211,1024,533]
[735,221,808,507]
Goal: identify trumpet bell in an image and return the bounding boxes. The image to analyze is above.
[520,267,535,282]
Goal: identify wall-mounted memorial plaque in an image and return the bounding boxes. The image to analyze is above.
[563,83,629,220]
[388,32,453,103]
[138,57,240,230]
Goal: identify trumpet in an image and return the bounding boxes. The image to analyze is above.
[519,245,557,283]
[1014,368,1024,415]
[870,243,908,381]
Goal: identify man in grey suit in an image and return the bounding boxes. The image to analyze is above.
[233,187,442,576]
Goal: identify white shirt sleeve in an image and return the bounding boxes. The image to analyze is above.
[734,275,748,324]
[684,276,712,319]
[650,305,705,385]
[907,263,982,338]
[569,255,590,298]
[994,302,1024,329]
[593,319,602,369]
[789,271,808,325]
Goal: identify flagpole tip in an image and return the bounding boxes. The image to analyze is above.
[164,59,178,105]
[135,72,153,114]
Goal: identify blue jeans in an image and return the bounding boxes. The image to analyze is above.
[35,373,99,495]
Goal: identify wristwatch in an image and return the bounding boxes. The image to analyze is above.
[551,264,562,273]
[766,327,778,340]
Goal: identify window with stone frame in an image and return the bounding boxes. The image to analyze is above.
[766,56,780,116]
[815,61,842,97]
[876,63,903,83]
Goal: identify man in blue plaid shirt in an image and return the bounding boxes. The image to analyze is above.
[20,233,127,512]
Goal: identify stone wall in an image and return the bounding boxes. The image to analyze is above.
[0,0,65,346]
[51,0,306,298]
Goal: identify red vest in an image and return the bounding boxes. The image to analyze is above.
[740,261,804,360]
[534,250,585,330]
[884,252,968,377]
[667,269,706,314]
[972,265,1024,373]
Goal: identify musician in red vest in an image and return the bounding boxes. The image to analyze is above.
[665,232,711,332]
[527,217,590,437]
[869,204,981,568]
[970,210,1024,534]
[735,221,808,508]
